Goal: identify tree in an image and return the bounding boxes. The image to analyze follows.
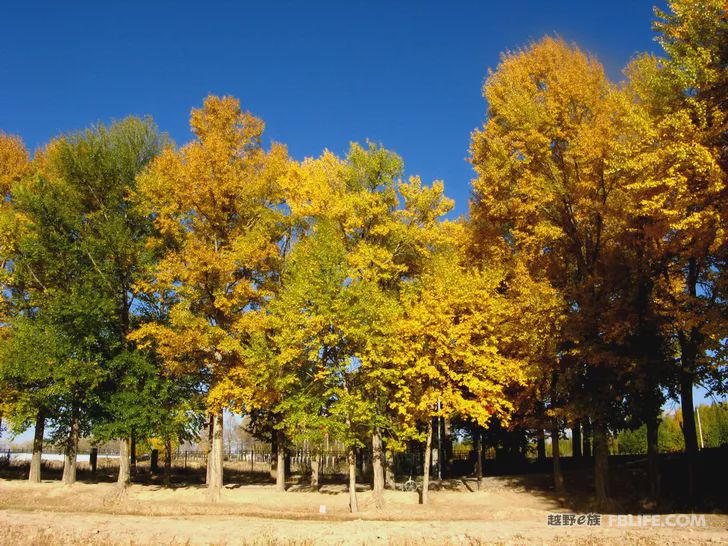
[257,220,396,511]
[38,118,167,487]
[6,137,120,485]
[0,132,44,482]
[469,37,638,508]
[391,234,556,503]
[243,142,455,509]
[626,0,727,499]
[132,95,289,502]
[0,317,64,482]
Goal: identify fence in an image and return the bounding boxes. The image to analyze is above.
[4,444,727,481]
[0,447,120,472]
[172,448,360,476]
[1,445,479,479]
[0,445,429,478]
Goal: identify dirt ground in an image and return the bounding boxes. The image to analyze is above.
[1,477,726,545]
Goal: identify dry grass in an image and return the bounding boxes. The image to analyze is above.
[0,525,319,546]
[0,478,726,545]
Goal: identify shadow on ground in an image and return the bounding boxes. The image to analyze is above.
[1,448,726,514]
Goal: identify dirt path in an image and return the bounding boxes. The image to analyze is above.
[1,478,726,545]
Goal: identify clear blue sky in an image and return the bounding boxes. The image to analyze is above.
[6,1,722,444]
[1,0,667,218]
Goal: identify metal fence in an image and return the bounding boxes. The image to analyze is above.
[172,448,358,476]
[1,446,429,478]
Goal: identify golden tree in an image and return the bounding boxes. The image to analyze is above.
[132,95,290,501]
[618,0,727,498]
[469,37,636,507]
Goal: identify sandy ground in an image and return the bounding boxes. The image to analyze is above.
[0,477,726,545]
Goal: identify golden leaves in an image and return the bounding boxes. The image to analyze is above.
[0,132,29,195]
[389,244,541,428]
[133,95,292,411]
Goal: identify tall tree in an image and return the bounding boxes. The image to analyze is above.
[624,0,727,498]
[469,37,636,508]
[7,136,119,485]
[132,95,289,502]
[40,118,166,487]
[391,235,557,503]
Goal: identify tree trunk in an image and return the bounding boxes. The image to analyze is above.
[572,420,582,459]
[583,418,592,457]
[270,431,277,480]
[90,448,98,475]
[536,428,546,462]
[422,419,433,504]
[679,368,698,500]
[347,445,358,513]
[62,412,79,485]
[372,428,385,509]
[311,450,320,489]
[164,437,172,487]
[474,426,483,491]
[593,418,610,507]
[29,408,45,483]
[355,447,364,481]
[679,257,701,502]
[551,420,564,494]
[646,414,661,501]
[362,448,372,482]
[384,447,396,489]
[442,418,453,477]
[117,437,131,487]
[284,445,292,479]
[275,429,286,491]
[207,413,224,502]
[206,414,214,485]
[130,427,137,470]
[150,449,159,473]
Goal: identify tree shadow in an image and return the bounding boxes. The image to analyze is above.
[3,448,725,514]
[458,449,728,515]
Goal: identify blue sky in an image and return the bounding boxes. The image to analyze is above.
[2,0,667,219]
[4,1,723,443]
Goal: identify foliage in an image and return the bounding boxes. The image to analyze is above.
[0,1,725,504]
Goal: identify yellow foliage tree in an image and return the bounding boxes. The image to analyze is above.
[390,222,560,503]
[469,37,638,506]
[131,95,290,501]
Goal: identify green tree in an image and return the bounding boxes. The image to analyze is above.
[8,154,110,484]
[258,221,396,512]
[44,117,167,486]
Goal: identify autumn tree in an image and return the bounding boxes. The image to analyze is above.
[132,95,290,502]
[622,0,727,499]
[469,37,641,507]
[254,221,395,511]
[392,227,560,503]
[0,140,55,488]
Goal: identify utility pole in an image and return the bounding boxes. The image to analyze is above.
[696,406,705,449]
